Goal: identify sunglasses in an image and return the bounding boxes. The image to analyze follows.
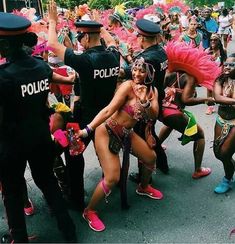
[210,38,218,41]
[76,32,86,42]
[224,62,235,68]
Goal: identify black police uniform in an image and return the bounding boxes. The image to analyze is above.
[0,12,76,242]
[63,21,120,208]
[131,19,169,178]
[135,19,168,108]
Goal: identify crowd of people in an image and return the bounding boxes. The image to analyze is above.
[0,0,235,242]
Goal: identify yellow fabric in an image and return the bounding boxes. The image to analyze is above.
[181,109,198,145]
[185,123,197,136]
[52,102,71,113]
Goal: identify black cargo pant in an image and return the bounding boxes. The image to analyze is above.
[64,135,93,210]
[0,141,76,243]
[64,102,95,210]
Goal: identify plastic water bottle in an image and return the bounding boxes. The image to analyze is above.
[66,123,85,156]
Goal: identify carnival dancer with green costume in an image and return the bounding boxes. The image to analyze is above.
[158,41,221,179]
[213,54,235,193]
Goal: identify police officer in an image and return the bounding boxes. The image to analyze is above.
[127,19,169,182]
[48,1,120,209]
[0,12,77,242]
[134,19,168,108]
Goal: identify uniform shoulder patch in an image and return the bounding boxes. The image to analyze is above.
[106,46,118,52]
[73,50,83,56]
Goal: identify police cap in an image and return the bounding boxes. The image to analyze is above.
[74,20,103,33]
[136,19,160,37]
[0,12,31,36]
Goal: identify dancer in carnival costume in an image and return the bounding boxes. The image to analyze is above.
[79,57,163,232]
[126,18,169,184]
[48,0,120,210]
[164,0,189,41]
[0,12,77,243]
[179,16,202,48]
[158,41,221,179]
[107,3,134,32]
[213,54,235,193]
[164,12,182,41]
[205,33,226,115]
[48,20,75,107]
[164,0,188,41]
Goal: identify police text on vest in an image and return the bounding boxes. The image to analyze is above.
[94,67,120,79]
[21,79,49,97]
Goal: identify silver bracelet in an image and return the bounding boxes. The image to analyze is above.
[82,125,94,138]
[82,129,89,138]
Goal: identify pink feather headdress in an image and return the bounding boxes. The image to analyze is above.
[165,0,189,15]
[11,9,52,54]
[165,41,222,91]
[11,9,49,46]
[135,4,166,20]
[101,8,139,51]
[56,16,75,31]
[100,9,114,29]
[111,27,140,51]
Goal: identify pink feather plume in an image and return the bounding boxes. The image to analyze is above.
[165,41,222,91]
[136,4,166,19]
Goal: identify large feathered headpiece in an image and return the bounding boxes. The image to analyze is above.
[165,41,222,91]
[165,0,189,15]
[110,3,134,31]
[135,4,166,20]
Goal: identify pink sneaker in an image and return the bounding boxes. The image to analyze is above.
[24,199,35,216]
[136,184,163,200]
[82,209,105,232]
[192,167,212,179]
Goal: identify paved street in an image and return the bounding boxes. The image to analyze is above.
[0,39,235,243]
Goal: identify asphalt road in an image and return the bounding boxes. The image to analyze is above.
[0,39,235,243]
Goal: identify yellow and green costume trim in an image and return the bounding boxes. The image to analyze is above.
[181,109,198,145]
[214,115,235,153]
[216,115,235,128]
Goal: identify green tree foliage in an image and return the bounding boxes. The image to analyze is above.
[41,0,152,11]
[87,0,111,10]
[186,0,234,8]
[42,0,234,10]
[42,0,87,9]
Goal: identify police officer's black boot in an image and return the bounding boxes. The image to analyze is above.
[53,156,70,200]
[1,228,28,243]
[56,213,77,243]
[129,172,141,184]
[10,228,29,243]
[65,153,85,211]
[155,141,169,174]
[1,234,12,244]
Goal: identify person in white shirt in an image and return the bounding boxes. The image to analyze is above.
[217,8,233,49]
